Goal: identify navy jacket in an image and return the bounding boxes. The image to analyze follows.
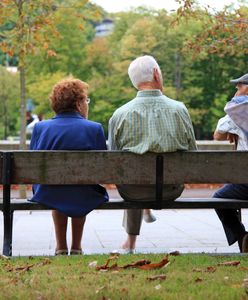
[29,112,109,217]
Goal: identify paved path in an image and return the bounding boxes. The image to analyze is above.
[1,188,246,256]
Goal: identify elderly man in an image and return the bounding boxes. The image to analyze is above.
[108,55,197,253]
[214,73,248,253]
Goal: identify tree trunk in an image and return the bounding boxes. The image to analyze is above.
[19,65,26,150]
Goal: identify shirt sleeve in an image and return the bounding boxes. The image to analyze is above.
[96,125,107,150]
[181,105,197,150]
[108,116,118,150]
[216,115,239,135]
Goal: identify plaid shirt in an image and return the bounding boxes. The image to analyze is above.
[108,90,196,153]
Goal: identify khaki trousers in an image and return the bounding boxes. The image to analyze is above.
[117,184,184,235]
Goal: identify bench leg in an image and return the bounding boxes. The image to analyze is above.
[3,210,13,257]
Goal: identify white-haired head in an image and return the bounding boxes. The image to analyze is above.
[128,55,162,90]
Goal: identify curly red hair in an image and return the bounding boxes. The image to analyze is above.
[50,78,89,114]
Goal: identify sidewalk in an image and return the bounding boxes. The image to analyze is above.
[0,188,246,256]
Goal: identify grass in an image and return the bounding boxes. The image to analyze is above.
[0,253,248,300]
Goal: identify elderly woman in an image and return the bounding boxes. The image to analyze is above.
[29,78,109,255]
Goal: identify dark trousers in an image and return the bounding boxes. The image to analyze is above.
[214,184,248,245]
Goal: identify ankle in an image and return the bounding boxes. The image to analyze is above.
[71,244,82,251]
[122,235,137,249]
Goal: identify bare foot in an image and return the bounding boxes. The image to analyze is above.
[121,234,137,250]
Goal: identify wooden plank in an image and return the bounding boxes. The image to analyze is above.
[7,150,248,184]
[11,151,156,184]
[1,198,248,210]
[163,151,248,184]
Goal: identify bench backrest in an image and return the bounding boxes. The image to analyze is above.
[1,150,248,185]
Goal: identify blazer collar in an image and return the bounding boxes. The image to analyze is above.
[53,111,85,119]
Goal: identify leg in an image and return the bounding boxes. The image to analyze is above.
[118,184,183,251]
[214,184,248,247]
[143,209,157,223]
[71,216,86,251]
[143,209,150,215]
[122,209,143,250]
[52,210,68,252]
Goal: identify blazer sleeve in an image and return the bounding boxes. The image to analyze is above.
[30,124,38,150]
[95,125,107,150]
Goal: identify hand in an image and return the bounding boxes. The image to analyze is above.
[227,133,238,144]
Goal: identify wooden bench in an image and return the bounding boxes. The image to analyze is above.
[1,150,248,256]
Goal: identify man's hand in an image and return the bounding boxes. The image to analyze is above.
[213,131,238,144]
[227,133,238,144]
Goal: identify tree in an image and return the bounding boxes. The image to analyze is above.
[0,0,88,148]
[176,0,248,56]
[0,66,19,139]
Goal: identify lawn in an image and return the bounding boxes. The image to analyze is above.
[0,253,248,300]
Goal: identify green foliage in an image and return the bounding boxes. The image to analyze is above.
[1,3,248,139]
[0,66,20,139]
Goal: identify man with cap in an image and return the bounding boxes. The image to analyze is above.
[214,73,248,253]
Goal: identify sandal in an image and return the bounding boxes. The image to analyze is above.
[70,249,83,255]
[55,249,68,256]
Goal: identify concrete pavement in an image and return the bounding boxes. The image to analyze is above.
[0,188,246,256]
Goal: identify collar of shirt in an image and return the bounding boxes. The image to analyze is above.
[136,89,163,98]
[53,111,84,119]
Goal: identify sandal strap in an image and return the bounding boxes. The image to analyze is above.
[70,249,83,255]
[55,249,68,256]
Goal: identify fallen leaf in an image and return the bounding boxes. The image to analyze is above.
[123,259,151,269]
[243,278,248,288]
[96,256,119,271]
[155,284,162,290]
[88,261,98,268]
[139,257,170,270]
[195,277,203,283]
[206,266,216,273]
[38,258,51,266]
[243,280,248,296]
[218,261,240,267]
[0,255,10,260]
[96,286,106,294]
[232,284,242,288]
[147,274,167,281]
[193,268,202,272]
[7,264,34,273]
[169,251,180,256]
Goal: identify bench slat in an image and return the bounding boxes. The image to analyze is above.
[3,150,248,184]
[1,198,248,210]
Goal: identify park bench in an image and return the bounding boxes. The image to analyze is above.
[1,150,248,256]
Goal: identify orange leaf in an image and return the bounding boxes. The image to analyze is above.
[217,261,240,267]
[123,259,151,269]
[139,257,170,270]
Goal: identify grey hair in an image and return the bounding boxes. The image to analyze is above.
[128,55,162,89]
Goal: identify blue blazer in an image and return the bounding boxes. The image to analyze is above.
[29,112,109,217]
